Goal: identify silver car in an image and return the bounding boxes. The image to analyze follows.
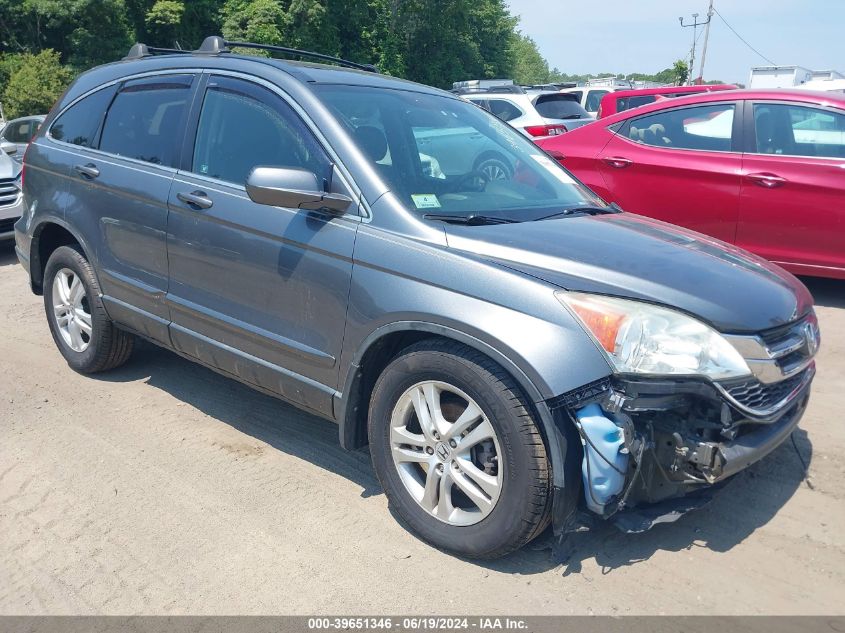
[0,146,23,240]
[462,88,594,139]
[0,115,45,162]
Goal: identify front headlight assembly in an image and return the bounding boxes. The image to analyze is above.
[556,291,752,380]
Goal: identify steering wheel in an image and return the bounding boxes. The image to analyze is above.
[450,170,489,193]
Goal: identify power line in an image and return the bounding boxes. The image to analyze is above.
[713,7,777,65]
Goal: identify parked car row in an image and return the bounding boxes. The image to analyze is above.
[538,88,845,280]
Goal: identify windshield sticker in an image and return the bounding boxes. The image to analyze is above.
[411,194,442,209]
[531,154,576,185]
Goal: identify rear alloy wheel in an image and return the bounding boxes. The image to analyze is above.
[52,268,93,352]
[369,340,551,559]
[44,245,135,373]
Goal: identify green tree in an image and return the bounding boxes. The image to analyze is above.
[672,59,689,86]
[2,49,73,118]
[0,54,27,89]
[221,0,288,48]
[124,0,221,48]
[144,0,185,46]
[510,33,548,84]
[0,0,133,69]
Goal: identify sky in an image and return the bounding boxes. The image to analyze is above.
[505,0,845,85]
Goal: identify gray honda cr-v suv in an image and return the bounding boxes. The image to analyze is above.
[14,37,820,559]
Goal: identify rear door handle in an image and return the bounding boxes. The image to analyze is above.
[74,163,100,179]
[602,156,633,169]
[747,172,787,188]
[177,190,214,210]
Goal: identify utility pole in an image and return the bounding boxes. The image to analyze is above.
[697,0,715,84]
[679,10,712,85]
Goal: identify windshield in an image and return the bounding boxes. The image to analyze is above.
[313,85,599,220]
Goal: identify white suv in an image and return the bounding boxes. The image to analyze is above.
[461,88,594,139]
[559,86,615,117]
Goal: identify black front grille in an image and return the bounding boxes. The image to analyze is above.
[722,370,808,412]
[0,178,18,208]
[0,217,15,234]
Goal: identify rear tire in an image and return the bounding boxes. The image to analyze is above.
[368,339,551,559]
[43,245,134,373]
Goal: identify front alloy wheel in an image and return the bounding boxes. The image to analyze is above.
[390,380,503,526]
[369,340,552,559]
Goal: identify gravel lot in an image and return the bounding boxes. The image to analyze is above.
[1,241,844,615]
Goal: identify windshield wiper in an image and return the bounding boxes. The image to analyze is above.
[532,203,622,221]
[423,213,520,226]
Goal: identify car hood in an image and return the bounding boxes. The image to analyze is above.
[443,212,813,333]
[0,152,21,179]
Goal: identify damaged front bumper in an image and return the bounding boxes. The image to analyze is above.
[549,363,814,533]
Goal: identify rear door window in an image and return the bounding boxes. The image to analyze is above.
[753,103,845,158]
[626,103,736,151]
[50,86,117,147]
[99,75,193,168]
[486,99,523,122]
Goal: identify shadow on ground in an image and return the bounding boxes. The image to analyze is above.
[0,242,19,267]
[93,338,813,577]
[800,276,845,309]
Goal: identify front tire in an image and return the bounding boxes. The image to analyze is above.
[368,340,551,559]
[43,245,134,373]
[475,155,512,182]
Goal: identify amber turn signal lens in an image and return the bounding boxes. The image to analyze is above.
[566,297,627,354]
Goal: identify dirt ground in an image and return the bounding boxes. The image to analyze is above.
[1,241,844,615]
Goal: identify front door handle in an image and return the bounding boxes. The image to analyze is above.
[747,172,787,188]
[177,190,214,210]
[602,156,633,169]
[74,163,100,179]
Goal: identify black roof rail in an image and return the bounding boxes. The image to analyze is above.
[123,43,191,60]
[195,36,378,73]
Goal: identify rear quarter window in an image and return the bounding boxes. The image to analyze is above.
[50,86,117,147]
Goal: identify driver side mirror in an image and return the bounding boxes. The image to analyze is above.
[1,141,17,156]
[245,166,352,214]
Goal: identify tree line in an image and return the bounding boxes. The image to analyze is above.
[0,0,693,119]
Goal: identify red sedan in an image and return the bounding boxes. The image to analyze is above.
[596,84,737,118]
[538,89,845,279]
